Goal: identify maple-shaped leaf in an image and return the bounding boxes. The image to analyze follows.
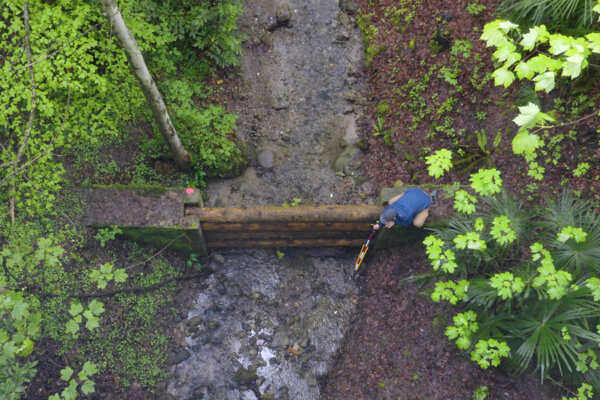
[586,32,600,53]
[513,102,554,128]
[512,130,542,155]
[481,20,507,47]
[491,68,515,88]
[498,20,519,32]
[520,25,549,50]
[527,54,550,74]
[562,54,586,78]
[515,61,535,80]
[533,71,556,93]
[548,34,572,55]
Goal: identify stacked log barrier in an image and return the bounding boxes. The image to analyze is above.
[184,205,383,248]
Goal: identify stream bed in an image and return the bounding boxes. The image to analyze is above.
[167,0,370,398]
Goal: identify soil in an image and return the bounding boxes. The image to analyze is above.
[320,247,561,400]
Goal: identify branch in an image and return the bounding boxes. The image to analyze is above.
[530,111,598,135]
[8,1,37,170]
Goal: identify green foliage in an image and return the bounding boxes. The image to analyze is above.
[562,383,594,400]
[499,0,599,33]
[1,0,245,218]
[471,339,510,369]
[573,162,590,177]
[94,225,123,248]
[66,299,105,337]
[454,190,478,215]
[0,290,40,400]
[466,1,487,16]
[445,311,479,350]
[469,168,503,196]
[357,13,386,67]
[426,149,453,179]
[89,262,128,289]
[421,185,600,390]
[49,361,98,400]
[481,18,600,174]
[472,385,489,400]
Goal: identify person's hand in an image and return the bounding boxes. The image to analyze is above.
[385,221,395,229]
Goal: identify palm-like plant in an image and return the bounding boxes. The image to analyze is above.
[498,0,598,34]
[421,188,600,391]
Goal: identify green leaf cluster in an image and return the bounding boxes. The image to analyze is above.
[425,149,453,179]
[89,262,128,290]
[49,361,98,400]
[420,187,600,389]
[66,300,105,337]
[0,290,41,400]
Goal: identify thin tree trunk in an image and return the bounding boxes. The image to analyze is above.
[98,0,191,169]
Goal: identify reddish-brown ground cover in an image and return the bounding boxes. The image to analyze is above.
[322,0,600,398]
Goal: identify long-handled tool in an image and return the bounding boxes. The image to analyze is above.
[352,222,379,280]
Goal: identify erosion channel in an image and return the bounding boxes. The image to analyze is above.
[167,0,371,399]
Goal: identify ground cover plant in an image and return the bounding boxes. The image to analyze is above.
[0,0,244,398]
[351,0,600,398]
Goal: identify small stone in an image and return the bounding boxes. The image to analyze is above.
[256,339,265,346]
[169,349,191,365]
[339,0,358,14]
[188,316,202,327]
[212,253,225,263]
[257,150,275,169]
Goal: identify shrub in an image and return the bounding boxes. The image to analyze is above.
[498,0,599,33]
[421,171,600,390]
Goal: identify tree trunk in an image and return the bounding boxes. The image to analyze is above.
[98,0,191,169]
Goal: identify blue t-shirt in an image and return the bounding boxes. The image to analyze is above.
[379,188,431,227]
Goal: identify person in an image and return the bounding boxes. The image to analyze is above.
[373,188,437,230]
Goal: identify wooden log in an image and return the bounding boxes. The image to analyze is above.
[206,230,366,241]
[200,222,372,232]
[186,205,383,223]
[206,239,364,248]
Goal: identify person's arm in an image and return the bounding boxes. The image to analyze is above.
[387,193,404,205]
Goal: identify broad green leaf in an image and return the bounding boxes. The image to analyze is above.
[68,302,83,316]
[88,300,105,315]
[512,130,542,156]
[481,20,506,47]
[3,341,17,358]
[515,61,535,80]
[113,268,128,283]
[498,20,519,32]
[527,54,550,74]
[11,300,28,320]
[81,379,95,395]
[533,71,555,93]
[15,337,34,357]
[520,25,549,50]
[548,34,572,55]
[60,366,74,381]
[562,54,586,78]
[81,361,99,376]
[99,262,113,274]
[85,315,100,331]
[62,380,78,400]
[491,68,515,88]
[513,102,554,128]
[587,32,600,53]
[66,319,80,335]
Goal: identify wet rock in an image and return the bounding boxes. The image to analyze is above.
[339,0,358,14]
[333,145,360,172]
[267,4,292,31]
[188,315,202,327]
[233,366,258,385]
[357,138,369,151]
[169,349,191,365]
[257,149,275,169]
[212,253,226,264]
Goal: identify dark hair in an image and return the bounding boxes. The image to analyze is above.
[380,207,397,224]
